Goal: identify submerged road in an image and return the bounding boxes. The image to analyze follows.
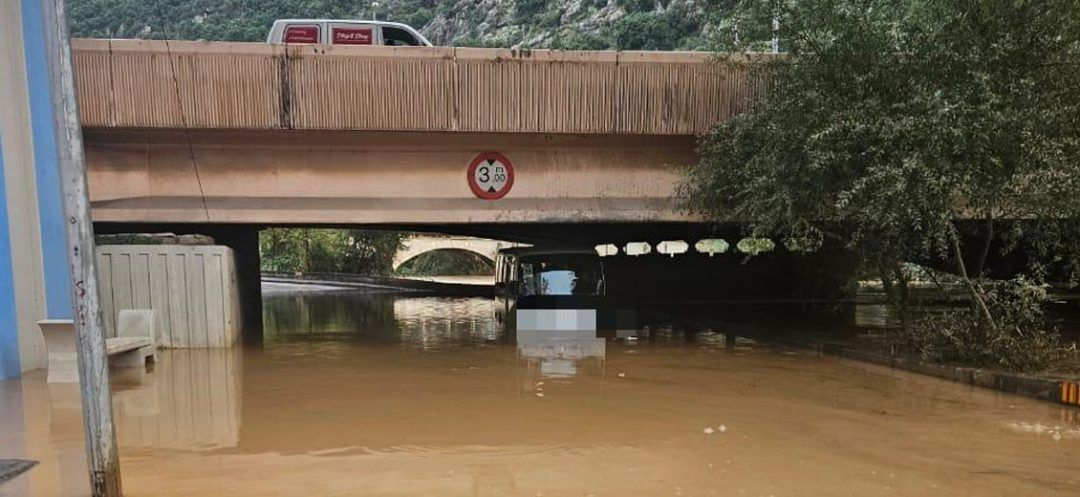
[2,289,1078,496]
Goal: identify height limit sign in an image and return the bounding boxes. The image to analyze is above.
[467,152,514,200]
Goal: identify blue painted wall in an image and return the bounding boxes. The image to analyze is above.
[0,131,23,379]
[21,0,73,320]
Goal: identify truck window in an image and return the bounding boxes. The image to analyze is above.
[332,26,374,45]
[383,26,421,46]
[284,25,320,44]
[519,255,603,296]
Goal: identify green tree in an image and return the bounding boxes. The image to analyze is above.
[549,30,611,50]
[609,10,697,50]
[681,0,1080,369]
[259,228,404,276]
[340,230,406,276]
[259,228,346,273]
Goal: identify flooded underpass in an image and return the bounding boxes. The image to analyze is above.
[3,284,1080,496]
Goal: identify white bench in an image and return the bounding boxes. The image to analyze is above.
[41,310,158,383]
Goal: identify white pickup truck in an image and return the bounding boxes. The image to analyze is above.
[266,19,433,46]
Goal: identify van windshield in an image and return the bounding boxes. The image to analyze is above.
[383,26,421,46]
[518,254,603,296]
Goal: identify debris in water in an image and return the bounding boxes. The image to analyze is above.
[718,424,727,433]
[1053,431,1062,442]
[536,392,544,397]
[617,372,626,378]
[703,427,715,435]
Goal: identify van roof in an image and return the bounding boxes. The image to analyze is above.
[274,18,412,26]
[273,19,419,30]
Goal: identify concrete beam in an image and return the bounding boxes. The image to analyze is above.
[85,129,699,225]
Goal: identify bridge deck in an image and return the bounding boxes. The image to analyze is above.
[73,40,765,136]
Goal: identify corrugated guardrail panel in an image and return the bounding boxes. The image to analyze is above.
[72,40,113,126]
[517,52,619,134]
[616,54,756,134]
[74,40,281,129]
[454,50,521,132]
[288,45,456,130]
[181,51,282,128]
[73,40,761,135]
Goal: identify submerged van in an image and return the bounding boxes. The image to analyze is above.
[266,19,433,46]
[494,247,606,331]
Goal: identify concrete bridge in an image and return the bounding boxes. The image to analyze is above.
[393,235,518,271]
[73,40,765,225]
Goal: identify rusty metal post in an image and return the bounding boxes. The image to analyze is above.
[38,0,122,494]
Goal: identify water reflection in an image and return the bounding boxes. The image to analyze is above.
[112,349,242,452]
[394,298,500,348]
[262,289,503,348]
[516,329,606,379]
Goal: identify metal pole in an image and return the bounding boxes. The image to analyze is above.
[38,0,122,495]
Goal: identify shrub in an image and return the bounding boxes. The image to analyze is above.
[898,277,1064,373]
[549,31,611,50]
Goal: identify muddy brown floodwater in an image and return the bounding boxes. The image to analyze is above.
[2,285,1079,497]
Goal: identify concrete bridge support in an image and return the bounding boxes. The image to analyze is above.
[95,223,265,342]
[204,226,263,342]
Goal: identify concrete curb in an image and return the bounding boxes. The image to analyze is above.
[261,273,494,297]
[768,336,1079,407]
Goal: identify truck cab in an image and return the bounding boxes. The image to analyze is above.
[494,248,607,331]
[266,20,433,47]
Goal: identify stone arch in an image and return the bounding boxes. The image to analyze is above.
[394,248,495,272]
[392,236,512,271]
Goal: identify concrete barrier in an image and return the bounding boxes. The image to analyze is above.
[96,245,241,348]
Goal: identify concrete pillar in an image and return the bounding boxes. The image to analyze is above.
[0,0,79,378]
[0,131,21,378]
[225,226,263,339]
[209,226,264,341]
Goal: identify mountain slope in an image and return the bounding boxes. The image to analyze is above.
[67,0,735,50]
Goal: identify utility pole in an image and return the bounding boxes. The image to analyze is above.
[38,0,122,495]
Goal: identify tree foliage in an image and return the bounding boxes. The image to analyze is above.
[259,228,404,276]
[682,0,1080,370]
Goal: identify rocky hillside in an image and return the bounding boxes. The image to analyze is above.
[67,0,735,50]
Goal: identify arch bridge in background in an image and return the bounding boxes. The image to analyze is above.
[393,236,521,271]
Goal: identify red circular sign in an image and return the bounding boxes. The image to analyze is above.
[467,152,515,200]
